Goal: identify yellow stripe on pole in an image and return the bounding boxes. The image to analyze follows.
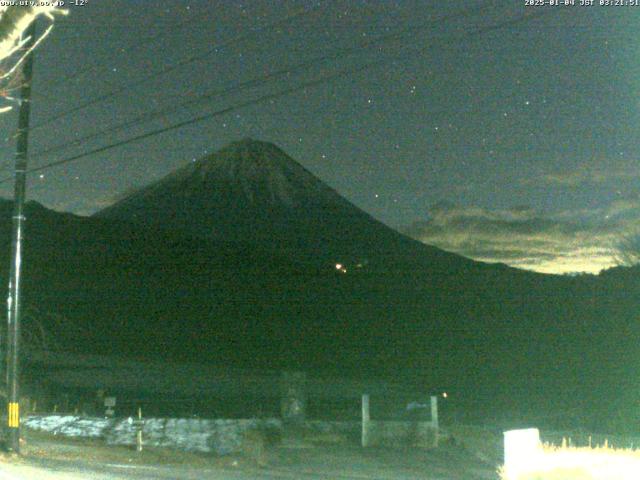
[8,402,19,428]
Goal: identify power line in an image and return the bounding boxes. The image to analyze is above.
[0,7,557,185]
[30,2,492,161]
[12,63,381,180]
[29,3,324,132]
[30,1,494,135]
[35,12,208,96]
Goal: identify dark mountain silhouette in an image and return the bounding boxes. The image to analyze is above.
[0,139,636,429]
[97,138,368,241]
[96,138,468,267]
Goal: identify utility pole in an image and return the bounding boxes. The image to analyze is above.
[6,20,37,454]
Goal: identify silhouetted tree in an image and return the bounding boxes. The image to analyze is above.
[0,5,66,112]
[613,231,640,267]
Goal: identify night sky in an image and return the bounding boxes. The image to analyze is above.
[0,0,638,274]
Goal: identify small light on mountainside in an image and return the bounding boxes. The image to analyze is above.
[335,263,342,270]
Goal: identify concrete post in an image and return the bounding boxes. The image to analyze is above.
[362,394,370,447]
[430,395,438,429]
[430,395,439,447]
[136,407,143,452]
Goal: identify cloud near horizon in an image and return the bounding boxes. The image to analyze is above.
[401,200,640,274]
[521,165,640,188]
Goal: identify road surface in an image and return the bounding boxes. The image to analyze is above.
[0,448,498,479]
[2,428,499,479]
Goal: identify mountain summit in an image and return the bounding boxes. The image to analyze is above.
[96,138,445,262]
[98,139,352,234]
